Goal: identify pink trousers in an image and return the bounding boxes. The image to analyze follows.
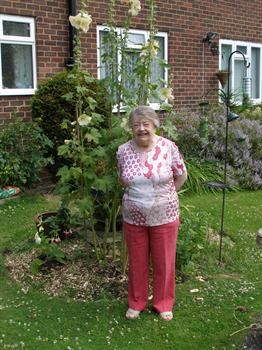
[123,219,179,313]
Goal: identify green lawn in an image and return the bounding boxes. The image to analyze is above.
[0,191,261,350]
[181,190,262,234]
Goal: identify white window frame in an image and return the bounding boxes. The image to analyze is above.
[0,14,37,96]
[97,25,168,111]
[219,39,262,104]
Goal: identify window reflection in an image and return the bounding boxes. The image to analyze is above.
[3,21,30,37]
[1,44,33,89]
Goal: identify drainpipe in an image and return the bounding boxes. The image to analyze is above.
[65,0,76,68]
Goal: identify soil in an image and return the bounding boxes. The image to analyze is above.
[4,236,128,302]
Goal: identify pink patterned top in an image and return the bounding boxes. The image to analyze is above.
[116,136,186,226]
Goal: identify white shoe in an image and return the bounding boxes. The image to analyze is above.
[126,308,140,319]
[160,311,173,321]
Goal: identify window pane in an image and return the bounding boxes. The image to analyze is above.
[122,50,140,100]
[221,44,232,92]
[1,44,33,89]
[234,60,245,102]
[221,44,232,70]
[3,20,30,37]
[236,45,247,55]
[98,28,167,106]
[251,47,260,99]
[99,30,118,79]
[150,36,165,102]
[99,30,109,79]
[127,33,145,46]
[151,36,164,83]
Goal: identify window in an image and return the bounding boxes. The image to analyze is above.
[0,14,36,95]
[219,40,262,104]
[97,26,168,110]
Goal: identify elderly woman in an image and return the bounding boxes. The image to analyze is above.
[116,106,187,321]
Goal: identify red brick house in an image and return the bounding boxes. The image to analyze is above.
[0,0,261,125]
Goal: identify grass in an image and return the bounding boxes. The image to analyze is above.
[181,190,262,234]
[0,190,261,350]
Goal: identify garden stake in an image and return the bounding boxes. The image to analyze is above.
[218,50,250,263]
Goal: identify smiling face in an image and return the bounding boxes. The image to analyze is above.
[131,117,156,149]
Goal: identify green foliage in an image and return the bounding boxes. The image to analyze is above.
[36,204,72,240]
[207,111,262,189]
[56,108,131,261]
[218,89,238,109]
[31,70,111,172]
[100,0,173,112]
[31,235,66,274]
[54,0,174,266]
[0,119,53,188]
[176,207,210,274]
[160,109,203,158]
[238,104,262,121]
[159,104,178,141]
[162,104,262,191]
[183,159,224,194]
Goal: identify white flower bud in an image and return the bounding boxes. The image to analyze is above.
[34,232,42,245]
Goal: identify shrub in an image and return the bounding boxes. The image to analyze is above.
[176,207,210,275]
[238,104,262,121]
[168,109,203,159]
[183,159,224,194]
[206,112,262,189]
[0,119,53,188]
[31,70,111,173]
[165,105,262,190]
[161,108,224,194]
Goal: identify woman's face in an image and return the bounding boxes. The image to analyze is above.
[131,117,156,148]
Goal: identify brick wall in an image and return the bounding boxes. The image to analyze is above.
[0,0,261,125]
[0,0,68,125]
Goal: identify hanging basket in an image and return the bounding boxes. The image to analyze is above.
[216,70,230,88]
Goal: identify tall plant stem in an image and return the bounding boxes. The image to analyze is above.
[138,0,157,104]
[108,0,117,118]
[112,203,120,261]
[103,217,110,256]
[91,223,100,261]
[117,15,131,115]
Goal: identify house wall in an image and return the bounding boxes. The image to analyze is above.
[0,0,261,125]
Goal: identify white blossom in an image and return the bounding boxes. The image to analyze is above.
[159,87,174,101]
[120,0,141,17]
[120,117,130,131]
[69,11,92,33]
[38,225,44,232]
[129,0,141,16]
[77,114,92,126]
[141,40,159,57]
[34,232,42,245]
